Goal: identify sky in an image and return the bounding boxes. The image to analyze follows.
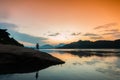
[0,0,120,46]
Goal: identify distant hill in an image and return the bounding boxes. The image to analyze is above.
[40,44,54,49]
[58,39,120,49]
[40,43,65,49]
[55,43,65,48]
[0,29,23,46]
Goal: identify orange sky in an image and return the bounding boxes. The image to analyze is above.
[0,0,120,46]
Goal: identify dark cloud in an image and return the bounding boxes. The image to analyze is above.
[0,22,48,45]
[48,33,60,36]
[90,36,103,39]
[83,33,102,39]
[94,23,118,30]
[71,32,81,36]
[102,29,120,35]
[83,33,99,36]
[102,30,120,39]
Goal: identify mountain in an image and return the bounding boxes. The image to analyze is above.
[40,43,65,49]
[40,44,54,49]
[58,39,120,49]
[55,43,65,48]
[0,29,23,46]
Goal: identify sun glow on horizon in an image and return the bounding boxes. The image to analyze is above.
[0,0,120,46]
[45,33,78,44]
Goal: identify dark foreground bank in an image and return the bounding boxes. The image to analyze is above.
[0,44,65,74]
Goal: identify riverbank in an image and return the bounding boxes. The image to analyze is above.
[0,44,64,74]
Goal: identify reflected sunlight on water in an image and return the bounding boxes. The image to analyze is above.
[45,49,120,80]
[0,49,120,80]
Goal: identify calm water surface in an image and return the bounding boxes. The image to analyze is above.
[0,49,120,80]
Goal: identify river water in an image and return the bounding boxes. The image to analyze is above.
[0,49,120,80]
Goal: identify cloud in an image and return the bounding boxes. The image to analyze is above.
[0,22,17,30]
[83,33,103,40]
[114,34,120,38]
[104,29,119,32]
[9,31,47,45]
[71,32,81,36]
[102,29,120,39]
[94,23,118,30]
[0,22,48,46]
[90,36,103,39]
[102,32,115,35]
[83,33,99,36]
[102,29,120,35]
[48,33,60,36]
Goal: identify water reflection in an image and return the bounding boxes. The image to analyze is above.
[0,49,120,80]
[48,49,120,80]
[35,71,39,80]
[0,64,53,74]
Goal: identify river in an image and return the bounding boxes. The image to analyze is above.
[0,49,120,80]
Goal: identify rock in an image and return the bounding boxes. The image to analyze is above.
[0,44,65,69]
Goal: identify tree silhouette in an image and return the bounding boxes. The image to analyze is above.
[0,29,23,46]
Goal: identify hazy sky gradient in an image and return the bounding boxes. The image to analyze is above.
[0,0,120,46]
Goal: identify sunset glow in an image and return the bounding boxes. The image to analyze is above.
[0,0,120,46]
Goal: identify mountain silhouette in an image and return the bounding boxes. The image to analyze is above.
[40,43,65,49]
[58,39,120,49]
[40,44,54,49]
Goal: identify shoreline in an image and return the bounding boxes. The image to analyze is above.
[0,44,65,74]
